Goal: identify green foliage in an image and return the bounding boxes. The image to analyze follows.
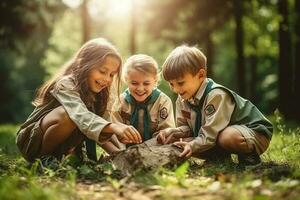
[174,161,189,179]
[0,124,19,156]
[0,175,75,200]
[42,9,81,79]
[0,0,66,123]
[264,110,300,169]
[1,122,300,199]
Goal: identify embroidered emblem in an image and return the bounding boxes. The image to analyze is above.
[160,107,168,119]
[181,110,191,119]
[205,104,216,116]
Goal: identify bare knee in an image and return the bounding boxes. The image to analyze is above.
[54,106,75,127]
[41,106,76,132]
[40,106,77,155]
[217,127,246,152]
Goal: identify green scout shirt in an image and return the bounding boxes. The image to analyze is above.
[176,78,273,153]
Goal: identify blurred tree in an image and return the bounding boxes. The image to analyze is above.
[0,0,34,122]
[82,0,91,42]
[233,0,246,97]
[144,0,231,78]
[243,0,279,111]
[295,0,300,120]
[144,0,280,115]
[0,0,65,122]
[42,10,81,78]
[278,0,293,120]
[0,50,15,121]
[130,0,137,54]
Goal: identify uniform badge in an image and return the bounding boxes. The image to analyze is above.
[160,107,168,119]
[205,104,216,116]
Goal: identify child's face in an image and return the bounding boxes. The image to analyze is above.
[168,69,205,100]
[126,70,157,103]
[87,56,120,93]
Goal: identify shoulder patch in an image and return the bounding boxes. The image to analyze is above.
[204,104,216,116]
[181,110,191,119]
[160,107,168,119]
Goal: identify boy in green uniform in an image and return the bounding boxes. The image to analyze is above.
[157,45,273,167]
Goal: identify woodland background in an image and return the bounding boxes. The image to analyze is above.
[1,1,300,200]
[1,0,300,123]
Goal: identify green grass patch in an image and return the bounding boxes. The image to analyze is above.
[1,118,300,200]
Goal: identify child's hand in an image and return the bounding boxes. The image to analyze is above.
[157,128,176,144]
[113,123,142,144]
[173,139,193,158]
[157,128,185,144]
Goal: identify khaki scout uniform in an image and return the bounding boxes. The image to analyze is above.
[176,78,273,155]
[111,89,175,147]
[16,76,112,162]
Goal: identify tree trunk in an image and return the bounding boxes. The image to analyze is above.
[205,31,214,78]
[249,54,257,104]
[130,0,137,54]
[233,0,246,97]
[294,0,300,121]
[278,0,293,119]
[81,0,91,43]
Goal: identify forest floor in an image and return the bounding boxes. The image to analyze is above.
[1,117,300,200]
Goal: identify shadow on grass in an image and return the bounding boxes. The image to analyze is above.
[251,161,295,181]
[187,157,297,183]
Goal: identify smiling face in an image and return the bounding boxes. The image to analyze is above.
[126,70,157,103]
[168,69,205,100]
[87,56,120,93]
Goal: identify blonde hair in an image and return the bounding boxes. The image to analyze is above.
[33,38,122,116]
[162,45,207,81]
[123,54,160,82]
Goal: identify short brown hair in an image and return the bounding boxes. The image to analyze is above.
[162,45,207,81]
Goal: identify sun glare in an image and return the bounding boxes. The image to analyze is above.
[62,0,142,20]
[88,0,133,18]
[108,0,133,17]
[62,0,83,9]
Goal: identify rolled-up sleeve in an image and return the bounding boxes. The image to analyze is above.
[50,78,111,143]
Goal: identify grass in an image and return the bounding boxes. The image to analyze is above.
[0,116,300,200]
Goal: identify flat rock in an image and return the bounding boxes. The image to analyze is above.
[112,139,185,175]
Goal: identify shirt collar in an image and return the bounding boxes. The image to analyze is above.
[188,78,209,105]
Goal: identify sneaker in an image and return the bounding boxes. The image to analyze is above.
[238,151,261,169]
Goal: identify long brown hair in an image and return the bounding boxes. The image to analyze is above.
[33,38,122,116]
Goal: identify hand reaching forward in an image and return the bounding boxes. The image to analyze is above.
[111,123,142,144]
[173,140,193,158]
[157,128,185,144]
